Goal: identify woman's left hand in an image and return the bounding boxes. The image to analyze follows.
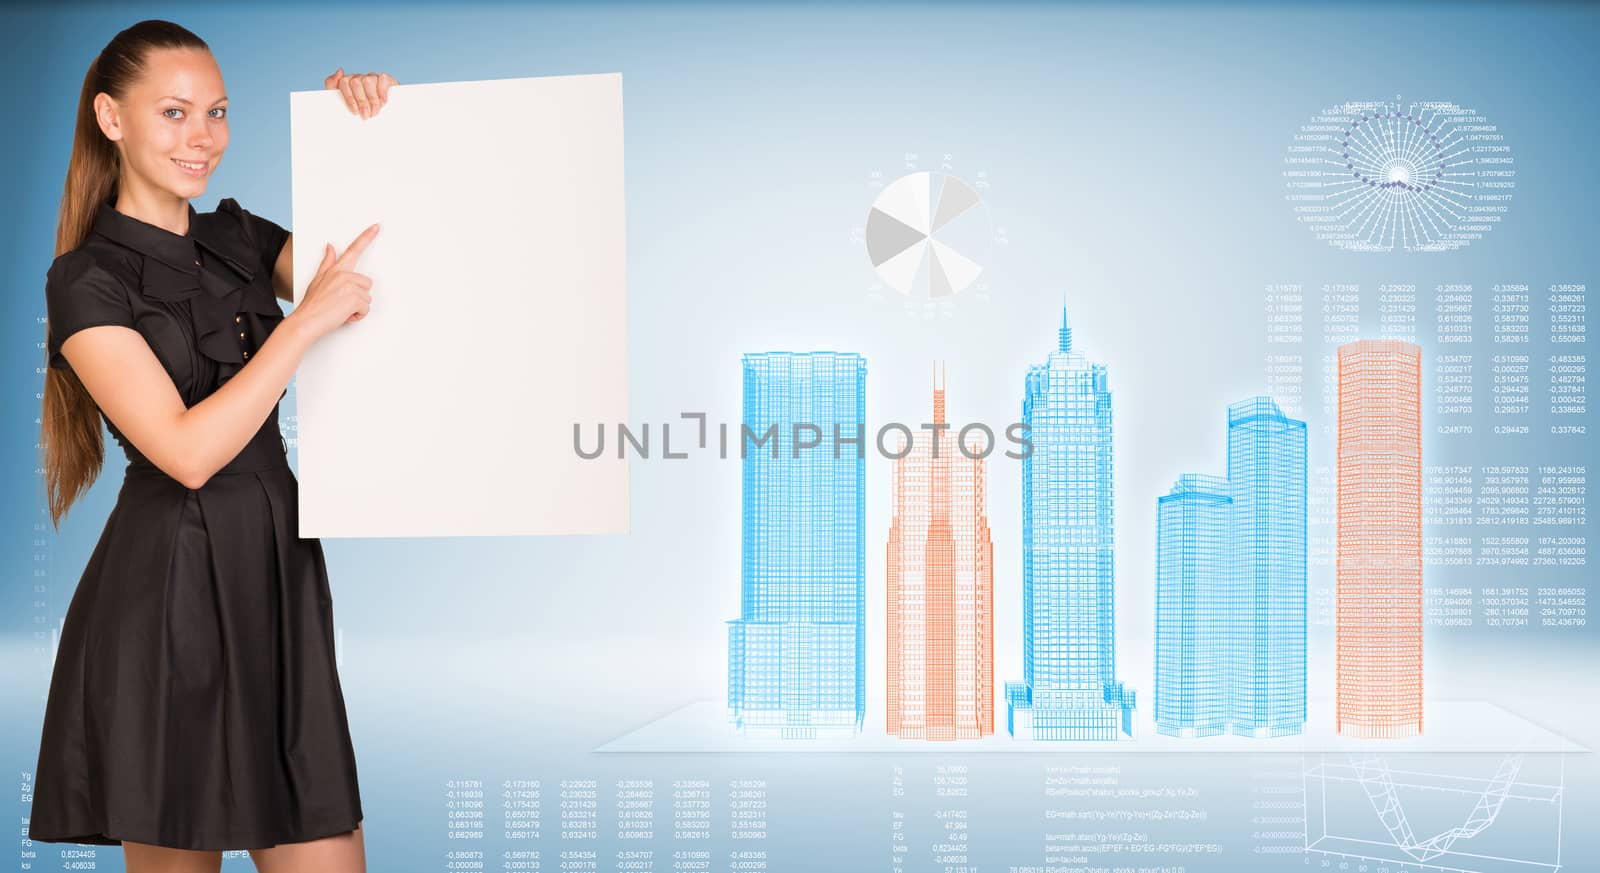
[325,68,399,119]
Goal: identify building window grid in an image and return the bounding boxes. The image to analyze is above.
[1336,341,1424,738]
[729,353,867,737]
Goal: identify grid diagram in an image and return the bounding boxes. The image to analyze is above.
[1154,397,1308,738]
[1336,340,1424,739]
[1004,309,1137,740]
[886,364,995,740]
[727,352,868,738]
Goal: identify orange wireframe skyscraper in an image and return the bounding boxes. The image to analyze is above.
[1336,339,1423,738]
[886,364,995,740]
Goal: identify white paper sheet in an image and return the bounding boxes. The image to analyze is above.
[288,73,629,537]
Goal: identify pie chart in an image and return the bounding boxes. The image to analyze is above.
[865,171,991,298]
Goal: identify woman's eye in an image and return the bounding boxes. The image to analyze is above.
[161,107,225,119]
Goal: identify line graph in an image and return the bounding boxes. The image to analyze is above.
[1304,752,1564,873]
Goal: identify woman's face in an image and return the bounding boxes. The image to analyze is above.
[97,47,229,202]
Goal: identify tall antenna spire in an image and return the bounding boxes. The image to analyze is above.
[932,359,946,426]
[1058,303,1073,353]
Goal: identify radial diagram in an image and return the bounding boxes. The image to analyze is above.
[1285,100,1514,252]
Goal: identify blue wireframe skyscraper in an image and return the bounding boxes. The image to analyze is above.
[1154,397,1307,738]
[727,351,867,738]
[1227,396,1308,737]
[1154,474,1234,737]
[1005,309,1137,740]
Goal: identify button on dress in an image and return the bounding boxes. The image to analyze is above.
[29,195,363,851]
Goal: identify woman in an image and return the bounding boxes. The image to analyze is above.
[32,19,395,873]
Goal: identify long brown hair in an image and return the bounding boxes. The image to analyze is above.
[42,20,209,529]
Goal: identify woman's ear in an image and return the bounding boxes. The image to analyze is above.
[92,92,123,143]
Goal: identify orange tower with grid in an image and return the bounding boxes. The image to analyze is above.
[886,363,995,740]
[1335,339,1424,738]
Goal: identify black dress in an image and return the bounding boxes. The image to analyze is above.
[29,194,364,851]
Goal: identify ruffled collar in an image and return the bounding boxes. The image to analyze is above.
[89,193,281,366]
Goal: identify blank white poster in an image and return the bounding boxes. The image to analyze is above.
[288,72,629,538]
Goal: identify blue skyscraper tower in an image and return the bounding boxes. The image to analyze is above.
[1154,474,1234,737]
[1226,396,1307,737]
[1005,309,1137,739]
[727,351,867,738]
[1154,396,1307,738]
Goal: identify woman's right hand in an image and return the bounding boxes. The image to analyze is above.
[289,223,381,342]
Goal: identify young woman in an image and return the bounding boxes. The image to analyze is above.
[32,19,395,873]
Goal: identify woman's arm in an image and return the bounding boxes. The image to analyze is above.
[273,233,293,302]
[266,69,394,304]
[61,313,316,490]
[62,224,376,489]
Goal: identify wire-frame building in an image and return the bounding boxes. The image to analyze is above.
[1336,340,1423,739]
[1227,397,1308,737]
[1154,473,1235,737]
[886,364,995,740]
[1153,398,1308,738]
[1005,309,1137,740]
[727,351,867,738]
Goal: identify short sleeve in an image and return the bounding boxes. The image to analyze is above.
[219,197,290,278]
[44,250,136,373]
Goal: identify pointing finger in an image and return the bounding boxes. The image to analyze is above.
[335,223,381,269]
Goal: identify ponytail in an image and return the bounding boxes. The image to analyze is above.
[42,19,210,528]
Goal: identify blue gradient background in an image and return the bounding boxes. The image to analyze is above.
[2,2,1595,870]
